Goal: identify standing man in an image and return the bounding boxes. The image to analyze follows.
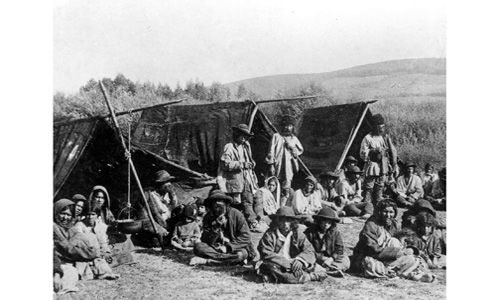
[217,124,260,228]
[360,114,398,204]
[266,115,304,189]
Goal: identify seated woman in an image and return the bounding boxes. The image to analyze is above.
[257,207,327,284]
[292,176,322,225]
[351,199,435,282]
[54,199,119,286]
[171,205,201,251]
[71,193,88,222]
[405,212,446,269]
[88,185,135,265]
[305,207,350,276]
[254,176,281,225]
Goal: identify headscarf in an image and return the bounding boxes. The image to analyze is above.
[260,176,281,215]
[53,199,75,229]
[88,185,114,224]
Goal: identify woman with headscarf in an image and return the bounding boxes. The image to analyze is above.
[88,185,115,224]
[254,176,281,223]
[292,176,323,225]
[351,199,435,282]
[88,185,136,266]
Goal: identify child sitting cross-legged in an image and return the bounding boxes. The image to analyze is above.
[170,205,201,251]
[304,207,350,277]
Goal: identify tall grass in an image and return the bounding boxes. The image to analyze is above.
[370,97,446,169]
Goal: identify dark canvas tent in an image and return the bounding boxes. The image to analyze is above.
[53,117,212,214]
[132,99,375,187]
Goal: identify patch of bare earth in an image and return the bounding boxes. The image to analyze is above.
[56,209,445,300]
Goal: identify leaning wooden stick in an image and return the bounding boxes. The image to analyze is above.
[334,102,370,171]
[99,81,164,249]
[250,100,316,179]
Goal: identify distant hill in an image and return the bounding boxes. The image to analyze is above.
[224,58,446,100]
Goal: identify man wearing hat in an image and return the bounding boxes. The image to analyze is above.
[256,207,326,284]
[305,207,350,275]
[217,124,259,226]
[337,166,373,219]
[338,155,359,181]
[426,167,446,211]
[135,170,178,243]
[190,191,254,266]
[265,115,304,189]
[394,162,424,208]
[360,113,398,204]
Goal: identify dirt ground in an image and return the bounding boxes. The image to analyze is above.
[56,209,446,300]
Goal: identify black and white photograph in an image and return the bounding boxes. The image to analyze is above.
[50,0,451,298]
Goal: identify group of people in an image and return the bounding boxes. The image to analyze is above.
[53,113,447,293]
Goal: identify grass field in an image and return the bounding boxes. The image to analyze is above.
[55,209,446,300]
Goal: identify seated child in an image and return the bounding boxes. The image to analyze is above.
[171,205,202,251]
[405,212,446,269]
[304,207,350,276]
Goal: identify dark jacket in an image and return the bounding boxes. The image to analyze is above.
[406,231,443,259]
[352,217,400,261]
[304,225,345,264]
[258,227,316,270]
[201,207,253,253]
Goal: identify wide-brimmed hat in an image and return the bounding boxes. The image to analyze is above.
[345,165,363,174]
[404,162,417,169]
[205,191,233,207]
[345,156,358,163]
[71,194,87,203]
[270,206,300,220]
[313,207,341,222]
[319,170,341,179]
[232,124,254,137]
[154,170,175,183]
[413,199,436,216]
[372,114,385,126]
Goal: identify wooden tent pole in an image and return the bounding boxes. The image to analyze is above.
[250,101,316,179]
[98,81,164,249]
[334,102,371,171]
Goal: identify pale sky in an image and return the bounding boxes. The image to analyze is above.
[54,0,446,94]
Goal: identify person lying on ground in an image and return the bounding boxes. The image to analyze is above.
[265,115,304,189]
[190,191,254,266]
[420,163,439,197]
[394,162,424,208]
[351,199,436,282]
[256,206,327,284]
[71,194,87,222]
[54,199,119,288]
[304,207,350,276]
[88,185,115,224]
[337,166,373,219]
[425,167,446,211]
[317,170,343,212]
[401,199,446,255]
[292,176,323,225]
[403,212,446,269]
[360,114,398,204]
[252,176,281,230]
[171,205,201,251]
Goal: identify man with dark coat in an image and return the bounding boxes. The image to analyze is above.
[190,191,254,266]
[256,207,327,284]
